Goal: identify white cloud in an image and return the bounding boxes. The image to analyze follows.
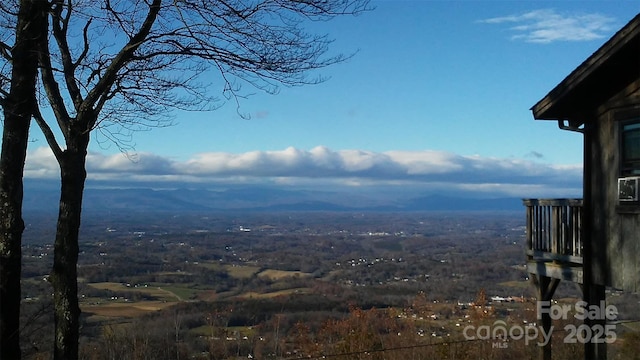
[24,146,582,198]
[480,9,616,43]
[24,147,59,178]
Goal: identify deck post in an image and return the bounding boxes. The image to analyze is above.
[582,283,606,359]
[582,132,607,360]
[532,274,560,360]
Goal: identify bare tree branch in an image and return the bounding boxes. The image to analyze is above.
[72,18,92,70]
[83,0,162,127]
[51,0,84,109]
[38,31,73,140]
[32,102,63,161]
[0,41,10,61]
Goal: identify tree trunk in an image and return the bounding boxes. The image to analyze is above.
[0,102,29,360]
[0,1,47,358]
[51,141,89,360]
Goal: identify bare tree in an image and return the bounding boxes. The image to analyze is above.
[0,1,47,359]
[26,1,370,359]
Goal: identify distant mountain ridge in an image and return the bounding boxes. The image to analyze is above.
[23,179,524,213]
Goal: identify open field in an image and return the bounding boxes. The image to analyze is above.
[160,285,203,300]
[85,281,209,301]
[257,269,312,280]
[87,282,181,301]
[220,264,313,281]
[82,300,177,319]
[225,264,261,279]
[236,288,311,299]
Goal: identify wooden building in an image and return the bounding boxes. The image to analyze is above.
[525,12,640,360]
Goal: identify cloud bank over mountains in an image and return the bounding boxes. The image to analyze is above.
[25,146,581,199]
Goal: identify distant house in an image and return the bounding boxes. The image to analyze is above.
[525,12,640,360]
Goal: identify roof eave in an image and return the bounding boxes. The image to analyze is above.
[531,13,640,122]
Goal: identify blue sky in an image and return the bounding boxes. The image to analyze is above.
[24,2,640,199]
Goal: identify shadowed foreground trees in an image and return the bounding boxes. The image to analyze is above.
[0,0,370,359]
[77,295,580,360]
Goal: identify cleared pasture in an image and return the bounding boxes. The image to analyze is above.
[236,288,311,299]
[82,300,176,319]
[257,269,312,280]
[225,264,261,279]
[86,282,194,301]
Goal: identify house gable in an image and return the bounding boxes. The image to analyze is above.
[532,14,640,126]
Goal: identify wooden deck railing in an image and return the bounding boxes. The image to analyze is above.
[523,199,583,265]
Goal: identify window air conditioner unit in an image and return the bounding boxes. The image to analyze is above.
[618,176,640,201]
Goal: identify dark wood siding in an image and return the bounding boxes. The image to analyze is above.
[589,103,640,291]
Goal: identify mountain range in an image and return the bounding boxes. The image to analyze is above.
[23,179,525,213]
